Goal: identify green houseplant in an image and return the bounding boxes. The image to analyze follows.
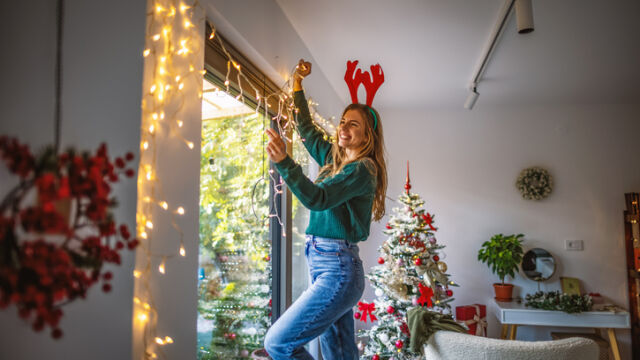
[477,233,524,301]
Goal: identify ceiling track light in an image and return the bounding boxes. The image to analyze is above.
[464,0,534,110]
[516,0,535,34]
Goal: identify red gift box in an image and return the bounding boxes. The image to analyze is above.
[456,304,487,336]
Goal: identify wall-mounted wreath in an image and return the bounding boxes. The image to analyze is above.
[515,167,553,200]
[0,136,138,338]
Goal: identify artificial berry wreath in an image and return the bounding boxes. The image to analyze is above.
[0,136,138,338]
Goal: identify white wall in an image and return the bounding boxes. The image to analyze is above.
[357,103,640,360]
[0,0,145,359]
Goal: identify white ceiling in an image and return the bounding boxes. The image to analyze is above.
[275,0,640,110]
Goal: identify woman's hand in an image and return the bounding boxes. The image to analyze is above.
[265,128,287,163]
[296,59,312,78]
[293,59,311,91]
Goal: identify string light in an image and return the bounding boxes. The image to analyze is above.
[135,6,203,359]
[134,3,336,358]
[158,257,166,274]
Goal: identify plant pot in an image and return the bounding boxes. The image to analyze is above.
[493,283,514,302]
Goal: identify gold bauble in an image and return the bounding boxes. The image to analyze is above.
[437,262,448,272]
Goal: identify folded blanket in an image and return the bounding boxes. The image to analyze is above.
[407,307,467,354]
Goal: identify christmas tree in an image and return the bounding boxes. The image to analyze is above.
[357,162,458,360]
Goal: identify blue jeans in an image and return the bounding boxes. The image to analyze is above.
[264,235,365,360]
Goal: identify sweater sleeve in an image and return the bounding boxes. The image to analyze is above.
[293,90,333,166]
[274,156,374,211]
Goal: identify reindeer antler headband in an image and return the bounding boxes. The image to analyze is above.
[344,60,385,130]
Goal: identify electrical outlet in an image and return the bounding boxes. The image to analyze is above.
[565,240,583,251]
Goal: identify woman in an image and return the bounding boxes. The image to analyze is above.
[264,59,387,360]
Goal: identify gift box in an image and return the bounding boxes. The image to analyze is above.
[455,304,487,336]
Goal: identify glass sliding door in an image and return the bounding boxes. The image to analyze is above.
[197,79,271,359]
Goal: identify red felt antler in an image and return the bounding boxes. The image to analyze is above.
[362,64,384,106]
[344,60,362,104]
[343,60,384,106]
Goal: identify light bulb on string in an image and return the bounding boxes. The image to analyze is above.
[158,257,166,274]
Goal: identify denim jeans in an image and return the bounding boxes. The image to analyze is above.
[264,235,365,360]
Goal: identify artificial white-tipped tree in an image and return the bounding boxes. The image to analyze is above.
[357,162,458,360]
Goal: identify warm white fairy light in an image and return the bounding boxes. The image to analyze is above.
[135,1,203,359]
[176,206,185,215]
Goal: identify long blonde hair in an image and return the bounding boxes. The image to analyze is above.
[317,104,387,221]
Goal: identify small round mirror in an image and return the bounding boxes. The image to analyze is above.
[521,248,556,281]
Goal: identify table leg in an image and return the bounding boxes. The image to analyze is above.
[500,324,508,339]
[594,328,602,337]
[509,324,518,340]
[607,328,621,360]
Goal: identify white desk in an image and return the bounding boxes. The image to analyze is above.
[491,299,630,360]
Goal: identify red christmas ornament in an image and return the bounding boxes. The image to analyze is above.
[404,161,412,194]
[414,258,422,266]
[386,306,395,314]
[446,289,453,297]
[354,312,361,319]
[386,224,392,229]
[230,333,236,340]
[377,257,385,264]
[433,255,440,262]
[372,355,380,360]
[395,339,404,349]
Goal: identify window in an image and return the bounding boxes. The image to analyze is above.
[197,24,315,359]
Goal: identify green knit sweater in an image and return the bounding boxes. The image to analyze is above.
[274,90,376,243]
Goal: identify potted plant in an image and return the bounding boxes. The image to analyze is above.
[477,233,524,301]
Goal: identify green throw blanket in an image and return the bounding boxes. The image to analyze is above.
[407,307,468,354]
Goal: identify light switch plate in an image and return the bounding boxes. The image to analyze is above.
[565,239,583,251]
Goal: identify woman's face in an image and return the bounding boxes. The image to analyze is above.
[338,109,368,151]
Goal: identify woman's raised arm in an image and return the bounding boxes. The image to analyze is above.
[292,59,333,166]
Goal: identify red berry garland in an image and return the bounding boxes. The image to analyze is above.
[0,137,138,339]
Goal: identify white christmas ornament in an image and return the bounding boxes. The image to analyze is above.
[375,289,384,297]
[378,332,389,343]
